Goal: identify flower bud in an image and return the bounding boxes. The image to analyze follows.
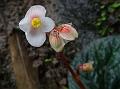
[77,62,94,73]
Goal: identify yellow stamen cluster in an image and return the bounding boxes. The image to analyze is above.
[31,17,41,29]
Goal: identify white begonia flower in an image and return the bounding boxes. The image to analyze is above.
[19,5,55,47]
[49,24,78,52]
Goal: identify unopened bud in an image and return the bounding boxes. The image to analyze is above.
[77,62,94,73]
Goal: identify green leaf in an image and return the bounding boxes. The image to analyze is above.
[99,27,108,36]
[108,7,114,13]
[68,36,120,89]
[108,2,120,13]
[101,16,107,21]
[96,22,101,26]
[111,2,120,9]
[101,11,106,17]
[100,11,107,21]
[44,58,53,63]
[100,5,105,9]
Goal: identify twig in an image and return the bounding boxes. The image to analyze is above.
[56,52,86,89]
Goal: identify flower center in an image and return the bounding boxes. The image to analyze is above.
[31,17,41,29]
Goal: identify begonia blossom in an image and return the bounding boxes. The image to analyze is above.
[49,24,78,52]
[19,5,55,47]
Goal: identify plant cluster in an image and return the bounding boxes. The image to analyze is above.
[95,2,120,36]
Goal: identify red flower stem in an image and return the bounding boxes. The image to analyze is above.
[56,52,86,89]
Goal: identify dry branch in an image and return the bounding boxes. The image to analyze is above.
[8,32,40,89]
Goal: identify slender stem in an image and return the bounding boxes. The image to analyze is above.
[56,52,86,89]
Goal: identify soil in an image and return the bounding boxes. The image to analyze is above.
[0,0,100,89]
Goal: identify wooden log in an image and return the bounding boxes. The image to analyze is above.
[8,32,40,89]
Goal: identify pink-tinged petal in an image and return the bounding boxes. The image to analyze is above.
[41,17,55,32]
[25,5,46,18]
[49,32,65,52]
[19,17,30,32]
[25,31,46,47]
[59,24,78,40]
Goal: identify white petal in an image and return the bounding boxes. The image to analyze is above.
[19,17,30,32]
[59,24,78,40]
[49,31,65,52]
[41,17,55,32]
[25,31,46,47]
[25,5,46,18]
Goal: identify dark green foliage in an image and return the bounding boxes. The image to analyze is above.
[95,2,120,36]
[68,36,120,89]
